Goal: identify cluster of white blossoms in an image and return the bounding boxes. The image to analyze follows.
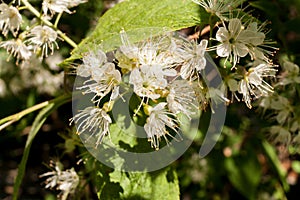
[193,0,278,109]
[72,31,208,150]
[40,161,79,200]
[0,0,87,63]
[71,0,279,149]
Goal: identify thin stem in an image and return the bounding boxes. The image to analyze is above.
[209,14,214,47]
[18,6,28,11]
[0,94,72,132]
[21,0,77,48]
[54,12,63,28]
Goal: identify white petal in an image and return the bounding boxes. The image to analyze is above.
[228,18,242,37]
[217,43,230,57]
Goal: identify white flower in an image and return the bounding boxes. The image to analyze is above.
[167,80,198,119]
[76,49,107,77]
[117,30,179,72]
[77,62,121,105]
[0,3,22,37]
[70,106,112,147]
[238,63,277,108]
[40,161,79,200]
[129,64,175,100]
[144,102,179,150]
[119,31,177,100]
[42,0,87,16]
[215,18,249,68]
[244,21,275,62]
[214,18,273,67]
[176,38,208,79]
[192,0,242,20]
[0,39,31,62]
[26,25,58,57]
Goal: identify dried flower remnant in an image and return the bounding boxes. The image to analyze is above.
[26,25,59,57]
[0,3,22,37]
[0,39,31,63]
[70,106,112,147]
[40,161,79,200]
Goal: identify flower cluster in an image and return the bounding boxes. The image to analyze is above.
[40,161,79,200]
[71,0,279,149]
[72,31,208,149]
[193,0,278,109]
[0,0,86,63]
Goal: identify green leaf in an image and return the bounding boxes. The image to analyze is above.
[61,0,206,66]
[12,95,71,200]
[97,167,179,200]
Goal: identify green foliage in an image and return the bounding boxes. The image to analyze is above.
[61,0,207,66]
[96,164,179,200]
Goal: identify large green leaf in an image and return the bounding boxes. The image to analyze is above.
[61,0,206,66]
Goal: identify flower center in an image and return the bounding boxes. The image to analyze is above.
[229,37,235,44]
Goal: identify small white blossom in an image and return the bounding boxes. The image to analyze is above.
[76,50,107,77]
[245,21,276,62]
[77,61,121,105]
[167,80,198,119]
[0,39,31,62]
[42,0,87,16]
[40,161,79,200]
[213,18,274,68]
[26,25,58,57]
[129,64,174,100]
[192,0,242,20]
[0,3,22,37]
[70,106,112,147]
[238,63,277,108]
[144,102,179,150]
[176,38,208,79]
[215,18,249,67]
